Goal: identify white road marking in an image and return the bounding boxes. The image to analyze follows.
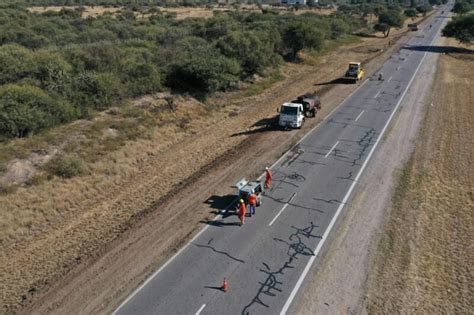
[374,90,381,98]
[387,76,392,82]
[354,110,365,122]
[112,200,236,314]
[280,21,439,315]
[323,79,368,121]
[268,193,296,226]
[196,304,206,315]
[115,78,371,314]
[324,141,339,159]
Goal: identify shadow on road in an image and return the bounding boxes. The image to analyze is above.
[200,219,240,227]
[205,194,236,211]
[402,45,474,54]
[314,78,356,86]
[204,285,225,291]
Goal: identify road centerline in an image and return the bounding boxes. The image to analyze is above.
[196,304,206,315]
[324,141,339,159]
[268,193,296,226]
[280,12,442,312]
[354,110,365,122]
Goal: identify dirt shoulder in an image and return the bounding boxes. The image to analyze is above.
[291,15,448,315]
[365,37,473,314]
[3,18,430,315]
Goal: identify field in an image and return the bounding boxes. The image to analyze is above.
[0,6,433,313]
[366,37,474,313]
[27,4,335,19]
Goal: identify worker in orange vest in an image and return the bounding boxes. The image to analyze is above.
[248,192,257,217]
[265,167,272,189]
[238,199,246,226]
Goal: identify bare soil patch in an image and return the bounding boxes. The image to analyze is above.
[366,37,474,313]
[1,24,421,314]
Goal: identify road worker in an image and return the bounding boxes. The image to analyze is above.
[238,199,246,226]
[264,167,272,189]
[248,192,257,217]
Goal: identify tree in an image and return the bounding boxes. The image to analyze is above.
[377,10,404,37]
[404,9,417,18]
[166,37,240,95]
[452,0,472,14]
[416,5,433,16]
[442,13,474,43]
[216,30,277,76]
[282,21,325,60]
[0,84,76,138]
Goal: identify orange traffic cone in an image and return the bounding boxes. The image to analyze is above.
[222,278,228,292]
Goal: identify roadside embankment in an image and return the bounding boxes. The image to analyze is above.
[366,37,473,313]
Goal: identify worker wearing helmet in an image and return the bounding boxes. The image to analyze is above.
[238,199,246,226]
[248,192,257,217]
[264,167,272,190]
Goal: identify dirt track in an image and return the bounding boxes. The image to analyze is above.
[1,21,431,314]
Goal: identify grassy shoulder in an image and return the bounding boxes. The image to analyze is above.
[366,38,473,313]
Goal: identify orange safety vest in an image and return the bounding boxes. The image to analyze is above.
[266,169,272,181]
[239,203,247,217]
[249,194,257,205]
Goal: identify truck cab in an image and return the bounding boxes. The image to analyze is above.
[278,102,305,129]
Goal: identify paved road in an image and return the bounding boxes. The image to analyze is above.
[114,5,452,315]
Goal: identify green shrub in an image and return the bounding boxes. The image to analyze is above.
[442,13,474,43]
[282,21,325,60]
[0,84,76,138]
[0,44,35,84]
[45,156,87,179]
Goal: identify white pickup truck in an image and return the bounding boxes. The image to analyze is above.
[278,102,305,129]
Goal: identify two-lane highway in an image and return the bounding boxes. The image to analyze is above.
[114,6,452,314]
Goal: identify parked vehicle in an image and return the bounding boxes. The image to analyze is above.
[408,23,419,31]
[277,102,306,129]
[292,93,321,118]
[234,178,263,206]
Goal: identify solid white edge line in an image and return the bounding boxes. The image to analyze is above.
[268,193,297,227]
[280,20,438,315]
[196,303,206,315]
[324,141,339,159]
[112,199,237,314]
[256,79,368,181]
[113,39,390,315]
[354,110,365,122]
[116,75,371,314]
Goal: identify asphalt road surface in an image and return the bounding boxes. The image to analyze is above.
[114,5,452,315]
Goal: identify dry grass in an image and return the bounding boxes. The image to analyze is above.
[27,5,335,20]
[366,38,474,313]
[28,6,122,17]
[0,27,415,312]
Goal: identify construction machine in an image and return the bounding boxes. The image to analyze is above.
[344,62,365,83]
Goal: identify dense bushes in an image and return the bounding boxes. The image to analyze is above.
[442,13,474,43]
[0,2,365,139]
[0,85,76,138]
[452,0,473,13]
